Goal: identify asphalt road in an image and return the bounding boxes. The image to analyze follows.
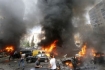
[0,56,49,70]
[1,56,105,70]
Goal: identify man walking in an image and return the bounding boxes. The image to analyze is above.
[49,53,57,70]
[18,52,25,70]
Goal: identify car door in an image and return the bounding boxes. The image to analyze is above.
[40,54,48,62]
[31,56,37,62]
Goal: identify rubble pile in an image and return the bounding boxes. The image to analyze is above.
[56,58,73,70]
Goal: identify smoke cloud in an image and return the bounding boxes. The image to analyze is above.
[23,0,43,29]
[34,0,105,56]
[0,0,102,55]
[37,0,73,47]
[72,0,105,52]
[23,0,100,54]
[0,0,26,50]
[34,0,78,56]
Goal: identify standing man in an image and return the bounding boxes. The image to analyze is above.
[49,53,57,70]
[18,52,26,70]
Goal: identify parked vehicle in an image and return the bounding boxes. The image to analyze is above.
[11,50,32,59]
[32,50,45,56]
[20,50,32,57]
[26,53,49,63]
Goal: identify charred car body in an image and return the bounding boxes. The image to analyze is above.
[93,52,105,64]
[57,56,83,70]
[59,52,105,70]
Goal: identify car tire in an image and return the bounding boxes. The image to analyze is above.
[27,60,31,63]
[45,60,48,62]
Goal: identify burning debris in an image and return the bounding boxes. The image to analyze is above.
[92,52,105,64]
[65,62,73,68]
[55,43,105,70]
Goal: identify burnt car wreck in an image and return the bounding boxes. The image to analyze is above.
[56,52,105,70]
[93,52,105,64]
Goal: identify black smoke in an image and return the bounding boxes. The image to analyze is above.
[35,0,77,56]
[38,0,74,48]
[0,0,26,50]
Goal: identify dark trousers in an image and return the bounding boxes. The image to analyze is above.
[9,55,13,60]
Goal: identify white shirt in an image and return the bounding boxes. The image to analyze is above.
[21,53,25,59]
[50,58,56,69]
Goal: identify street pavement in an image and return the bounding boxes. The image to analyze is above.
[0,56,49,70]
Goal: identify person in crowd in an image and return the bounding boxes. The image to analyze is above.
[35,57,42,68]
[18,52,26,69]
[9,50,14,60]
[49,53,57,70]
[13,51,17,59]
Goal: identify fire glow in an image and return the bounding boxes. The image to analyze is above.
[78,44,95,57]
[42,40,58,57]
[5,46,14,52]
[65,62,73,68]
[78,44,102,58]
[92,49,96,57]
[78,44,87,57]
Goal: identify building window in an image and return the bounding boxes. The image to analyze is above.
[101,8,105,19]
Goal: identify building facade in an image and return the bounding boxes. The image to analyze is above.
[89,0,105,28]
[89,0,105,51]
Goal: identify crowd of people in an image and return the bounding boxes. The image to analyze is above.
[35,53,57,70]
[8,50,83,70]
[8,51,58,70]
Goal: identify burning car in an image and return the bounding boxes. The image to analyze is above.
[60,55,84,70]
[26,53,49,63]
[93,52,105,64]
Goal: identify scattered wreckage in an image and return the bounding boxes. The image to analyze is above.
[56,52,105,70]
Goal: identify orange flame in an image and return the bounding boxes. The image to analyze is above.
[65,62,73,68]
[92,49,96,56]
[78,44,87,57]
[5,46,14,52]
[42,40,58,57]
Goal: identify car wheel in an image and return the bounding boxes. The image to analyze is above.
[27,60,31,63]
[45,60,48,62]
